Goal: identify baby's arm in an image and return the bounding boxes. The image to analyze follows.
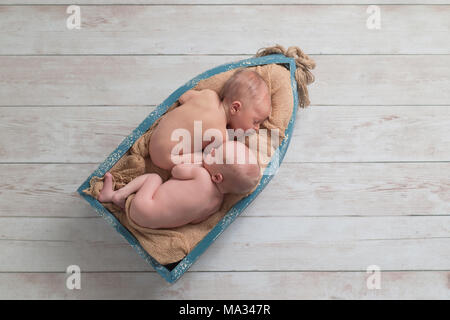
[174,151,204,165]
[171,163,202,180]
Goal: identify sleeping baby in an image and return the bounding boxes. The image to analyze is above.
[97,140,260,229]
[149,68,272,170]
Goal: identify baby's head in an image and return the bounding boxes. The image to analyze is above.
[203,140,261,195]
[220,69,272,133]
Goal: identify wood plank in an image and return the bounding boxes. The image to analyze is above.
[1,55,449,106]
[0,271,448,299]
[289,105,450,162]
[0,216,448,272]
[1,106,449,163]
[0,164,99,218]
[0,5,449,54]
[1,163,450,218]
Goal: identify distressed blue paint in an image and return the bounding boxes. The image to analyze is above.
[77,53,299,283]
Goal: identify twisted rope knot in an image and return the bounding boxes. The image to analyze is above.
[255,44,315,108]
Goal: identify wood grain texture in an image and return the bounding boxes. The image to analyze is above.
[0,5,449,54]
[0,216,448,272]
[1,163,449,218]
[0,1,449,299]
[1,106,449,162]
[0,271,448,300]
[1,55,449,106]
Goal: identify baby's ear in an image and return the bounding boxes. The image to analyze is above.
[212,173,223,184]
[230,101,242,114]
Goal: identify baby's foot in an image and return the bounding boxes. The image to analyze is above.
[97,172,114,203]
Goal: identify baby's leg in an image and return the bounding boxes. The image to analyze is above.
[128,174,166,228]
[98,172,155,209]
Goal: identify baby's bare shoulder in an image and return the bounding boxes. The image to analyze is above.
[198,89,220,102]
[202,88,218,96]
[188,167,214,187]
[196,166,213,179]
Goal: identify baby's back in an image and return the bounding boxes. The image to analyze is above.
[149,89,228,170]
[151,167,223,226]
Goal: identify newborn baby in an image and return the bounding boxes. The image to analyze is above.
[97,141,260,229]
[149,68,271,171]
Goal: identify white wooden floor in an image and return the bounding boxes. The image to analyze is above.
[0,1,449,299]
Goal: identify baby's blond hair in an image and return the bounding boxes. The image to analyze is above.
[220,69,270,108]
[219,141,261,195]
[221,162,261,195]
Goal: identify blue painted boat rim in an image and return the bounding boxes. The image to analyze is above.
[77,53,299,284]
